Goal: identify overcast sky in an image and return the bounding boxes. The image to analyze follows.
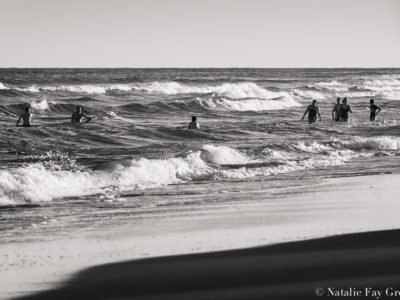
[0,0,399,67]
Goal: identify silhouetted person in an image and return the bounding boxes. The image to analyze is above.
[369,99,381,121]
[71,106,92,123]
[16,107,32,127]
[188,116,200,129]
[332,97,341,122]
[302,100,321,124]
[338,98,352,122]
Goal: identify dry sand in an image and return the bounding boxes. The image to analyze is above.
[15,229,400,299]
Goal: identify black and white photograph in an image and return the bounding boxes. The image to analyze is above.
[1,0,400,299]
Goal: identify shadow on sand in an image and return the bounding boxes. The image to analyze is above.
[16,230,400,300]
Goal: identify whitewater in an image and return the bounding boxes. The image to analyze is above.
[1,68,400,235]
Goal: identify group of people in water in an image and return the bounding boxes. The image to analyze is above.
[15,98,381,128]
[16,106,93,127]
[301,98,381,124]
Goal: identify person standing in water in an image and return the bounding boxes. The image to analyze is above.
[302,100,322,124]
[16,107,32,127]
[369,99,381,121]
[71,106,93,123]
[188,116,200,129]
[338,97,352,122]
[332,97,341,122]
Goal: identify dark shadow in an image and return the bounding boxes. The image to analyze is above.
[15,229,400,300]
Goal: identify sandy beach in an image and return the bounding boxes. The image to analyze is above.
[15,229,400,300]
[3,173,400,300]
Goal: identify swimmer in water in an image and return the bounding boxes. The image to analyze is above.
[369,99,381,121]
[16,107,32,127]
[301,100,322,124]
[338,97,352,122]
[188,116,200,129]
[332,97,341,122]
[71,106,92,123]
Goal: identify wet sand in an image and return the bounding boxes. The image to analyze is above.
[3,173,400,299]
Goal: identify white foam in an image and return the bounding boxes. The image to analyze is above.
[341,136,400,151]
[201,144,251,165]
[0,82,9,90]
[2,139,397,204]
[197,96,300,111]
[133,82,289,99]
[359,78,400,100]
[19,84,132,94]
[295,137,400,153]
[21,86,41,93]
[0,152,213,204]
[0,164,100,203]
[14,81,294,100]
[5,77,400,101]
[362,79,400,91]
[293,141,333,153]
[0,145,253,204]
[339,90,376,98]
[314,81,350,92]
[295,77,400,100]
[30,99,51,111]
[218,151,355,179]
[292,89,327,100]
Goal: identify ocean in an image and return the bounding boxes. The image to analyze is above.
[1,68,400,241]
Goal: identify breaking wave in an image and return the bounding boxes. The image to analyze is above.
[304,77,400,100]
[1,81,298,101]
[2,136,398,205]
[314,81,350,92]
[30,99,52,111]
[131,81,288,99]
[2,77,400,101]
[359,78,400,100]
[0,82,8,90]
[195,96,300,111]
[339,136,400,151]
[292,89,327,100]
[20,84,132,94]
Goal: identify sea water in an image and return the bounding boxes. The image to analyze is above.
[1,68,400,241]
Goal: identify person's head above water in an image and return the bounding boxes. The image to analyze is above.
[370,99,374,104]
[343,98,348,104]
[337,97,341,103]
[192,116,197,122]
[312,100,317,105]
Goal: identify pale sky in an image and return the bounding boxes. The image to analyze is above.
[0,0,399,68]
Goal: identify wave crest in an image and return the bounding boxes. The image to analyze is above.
[3,81,295,100]
[1,136,399,205]
[201,144,251,164]
[314,81,350,92]
[340,136,400,151]
[30,99,52,110]
[0,82,9,90]
[196,96,300,111]
[133,81,286,99]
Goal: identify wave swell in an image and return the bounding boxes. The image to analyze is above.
[2,137,398,205]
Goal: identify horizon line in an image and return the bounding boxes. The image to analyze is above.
[1,67,400,69]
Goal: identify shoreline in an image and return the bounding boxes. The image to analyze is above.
[2,172,400,299]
